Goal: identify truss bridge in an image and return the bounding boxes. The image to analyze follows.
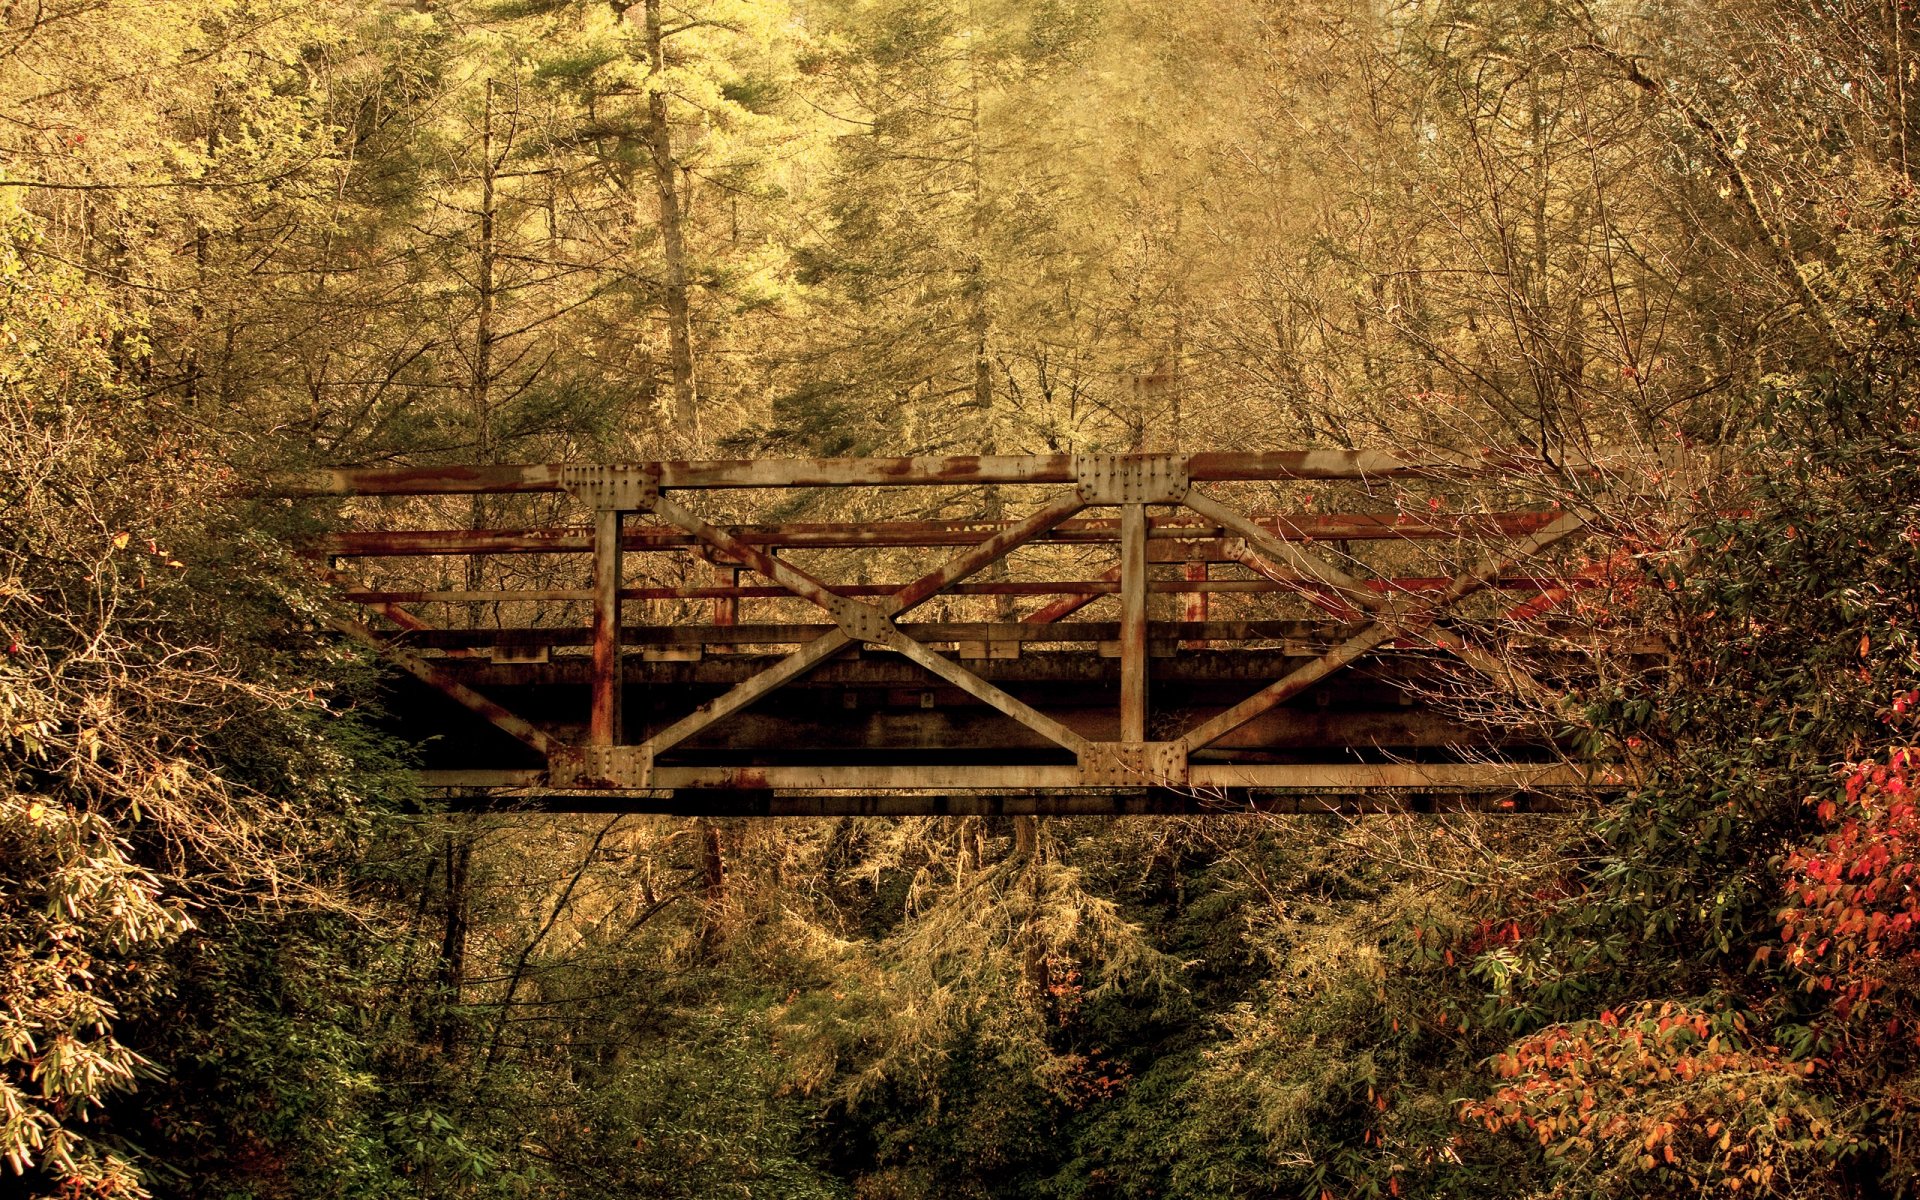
[279,451,1632,815]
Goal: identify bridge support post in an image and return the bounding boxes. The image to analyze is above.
[590,508,623,745]
[1120,502,1149,742]
[1182,560,1209,649]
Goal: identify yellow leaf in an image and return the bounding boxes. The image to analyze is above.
[111,531,130,550]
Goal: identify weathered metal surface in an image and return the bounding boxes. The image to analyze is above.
[883,491,1086,615]
[282,452,1620,807]
[424,788,1589,816]
[1182,561,1210,649]
[1024,564,1120,624]
[879,629,1094,755]
[637,629,854,761]
[340,577,1580,606]
[659,706,1504,752]
[1119,504,1149,742]
[382,618,1492,650]
[1169,501,1594,752]
[312,511,1563,557]
[415,647,1608,692]
[1075,454,1191,505]
[412,760,1601,794]
[712,563,738,627]
[331,618,552,756]
[1175,623,1406,751]
[588,509,622,745]
[1184,489,1382,612]
[1080,741,1188,787]
[275,449,1521,497]
[549,745,650,789]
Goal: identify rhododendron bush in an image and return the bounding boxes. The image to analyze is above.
[1781,746,1920,1025]
[1463,741,1920,1197]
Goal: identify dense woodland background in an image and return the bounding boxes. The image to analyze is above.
[3,0,1920,1196]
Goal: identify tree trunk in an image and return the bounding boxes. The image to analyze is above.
[1012,816,1052,1013]
[697,817,725,946]
[436,832,472,1057]
[645,0,697,442]
[468,79,498,605]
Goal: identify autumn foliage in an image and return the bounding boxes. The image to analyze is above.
[1781,746,1920,1027]
[1465,1002,1828,1193]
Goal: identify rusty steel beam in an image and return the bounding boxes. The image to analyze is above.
[1175,623,1405,752]
[340,577,1583,606]
[712,563,738,626]
[580,460,1117,793]
[1182,561,1210,649]
[424,788,1590,816]
[273,449,1526,497]
[1501,547,1631,622]
[1227,543,1360,619]
[1120,504,1149,742]
[884,491,1087,615]
[664,706,1506,752]
[382,619,1654,652]
[877,630,1094,755]
[660,706,1506,752]
[644,492,861,626]
[1184,489,1384,612]
[623,761,1602,791]
[330,618,552,756]
[588,510,622,745]
[317,566,481,659]
[388,618,1367,649]
[637,629,856,757]
[1174,507,1596,753]
[416,650,1584,691]
[1186,761,1606,791]
[1025,563,1119,623]
[311,511,1565,557]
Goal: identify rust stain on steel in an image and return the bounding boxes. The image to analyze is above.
[636,629,856,758]
[588,510,622,746]
[275,463,564,496]
[284,453,1618,805]
[270,450,1553,497]
[309,511,1563,556]
[430,791,1588,817]
[329,617,553,755]
[1174,506,1594,754]
[339,578,1587,606]
[645,492,860,623]
[1024,563,1120,623]
[712,563,739,626]
[879,629,1094,756]
[1184,490,1384,615]
[1175,622,1403,753]
[1119,504,1149,742]
[1182,560,1210,649]
[637,761,1593,792]
[884,491,1087,616]
[385,617,1418,649]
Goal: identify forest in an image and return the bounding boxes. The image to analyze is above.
[3,0,1920,1196]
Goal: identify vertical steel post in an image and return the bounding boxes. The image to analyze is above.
[589,508,622,745]
[713,562,738,627]
[1182,560,1209,649]
[1120,502,1149,743]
